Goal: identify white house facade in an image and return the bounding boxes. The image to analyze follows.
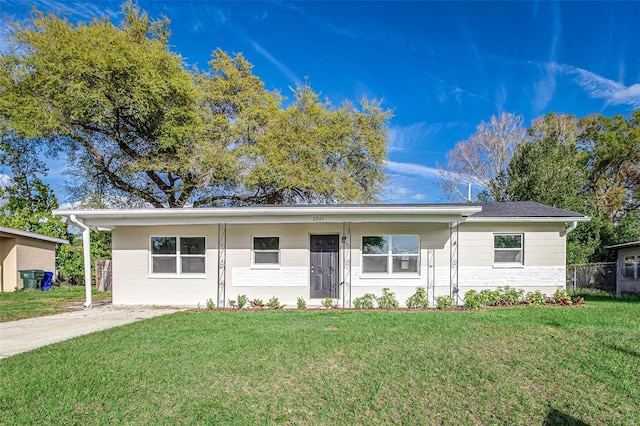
[53,202,589,308]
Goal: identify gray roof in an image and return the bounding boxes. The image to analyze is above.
[468,201,586,218]
[0,226,69,245]
[605,241,640,250]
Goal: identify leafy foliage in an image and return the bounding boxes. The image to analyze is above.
[266,297,284,310]
[353,293,376,309]
[296,297,307,310]
[525,291,547,305]
[435,295,454,310]
[321,297,333,309]
[376,288,399,309]
[236,294,248,310]
[0,3,391,207]
[406,287,430,309]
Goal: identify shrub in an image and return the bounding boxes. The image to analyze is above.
[497,286,524,305]
[353,293,376,309]
[321,297,333,309]
[406,287,429,309]
[436,295,454,309]
[206,298,215,310]
[478,289,500,306]
[464,290,481,309]
[250,298,265,309]
[296,297,307,310]
[267,297,284,309]
[236,294,249,309]
[525,290,547,305]
[377,288,399,309]
[553,288,572,305]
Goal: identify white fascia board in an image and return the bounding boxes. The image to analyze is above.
[0,226,69,245]
[53,206,482,227]
[466,216,591,223]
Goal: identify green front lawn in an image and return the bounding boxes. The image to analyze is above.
[1,298,638,425]
[0,287,111,322]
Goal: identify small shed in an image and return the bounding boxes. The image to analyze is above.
[606,241,640,296]
[0,227,69,292]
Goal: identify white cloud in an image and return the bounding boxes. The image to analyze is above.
[552,63,640,108]
[385,160,441,179]
[412,193,426,201]
[533,62,557,112]
[250,40,299,84]
[388,121,456,152]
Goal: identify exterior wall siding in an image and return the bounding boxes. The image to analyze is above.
[109,220,570,307]
[1,237,57,292]
[618,246,640,293]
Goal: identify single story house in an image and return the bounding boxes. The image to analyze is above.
[0,226,69,292]
[53,201,589,308]
[606,241,640,296]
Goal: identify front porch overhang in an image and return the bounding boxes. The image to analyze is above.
[53,205,482,229]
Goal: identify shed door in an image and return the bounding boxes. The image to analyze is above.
[310,235,339,298]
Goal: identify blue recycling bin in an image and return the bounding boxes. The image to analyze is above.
[41,272,54,291]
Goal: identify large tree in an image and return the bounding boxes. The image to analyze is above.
[438,112,526,202]
[506,111,640,263]
[0,2,391,207]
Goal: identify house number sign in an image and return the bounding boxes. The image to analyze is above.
[312,216,325,222]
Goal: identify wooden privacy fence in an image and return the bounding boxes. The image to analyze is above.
[95,259,112,291]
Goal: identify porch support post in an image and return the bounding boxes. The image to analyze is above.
[616,260,621,299]
[217,223,227,307]
[427,249,435,306]
[70,215,92,308]
[449,221,459,304]
[341,222,352,308]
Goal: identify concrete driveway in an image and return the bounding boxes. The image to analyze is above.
[0,304,183,359]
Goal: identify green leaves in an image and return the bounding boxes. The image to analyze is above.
[1,4,391,207]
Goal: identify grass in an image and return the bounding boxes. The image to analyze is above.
[1,297,639,425]
[0,286,111,322]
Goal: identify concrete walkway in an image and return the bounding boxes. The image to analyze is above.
[0,304,183,359]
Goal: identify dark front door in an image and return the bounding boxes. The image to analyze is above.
[310,235,339,298]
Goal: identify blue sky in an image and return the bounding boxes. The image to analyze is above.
[1,1,639,204]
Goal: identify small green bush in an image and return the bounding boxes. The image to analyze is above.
[406,287,429,309]
[266,297,284,309]
[497,286,524,305]
[206,298,215,310]
[353,293,376,309]
[525,290,547,305]
[296,297,307,310]
[478,289,500,306]
[464,290,482,309]
[236,294,249,309]
[377,288,399,309]
[436,295,454,309]
[554,288,572,305]
[321,297,333,309]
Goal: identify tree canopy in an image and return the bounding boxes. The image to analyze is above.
[0,2,392,207]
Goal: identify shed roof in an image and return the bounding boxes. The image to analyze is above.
[0,226,69,245]
[605,241,640,250]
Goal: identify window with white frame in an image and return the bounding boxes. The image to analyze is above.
[494,234,523,264]
[150,236,206,275]
[253,237,280,265]
[623,255,639,279]
[362,235,419,274]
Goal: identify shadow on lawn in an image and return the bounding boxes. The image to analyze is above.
[543,408,589,426]
[605,344,640,358]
